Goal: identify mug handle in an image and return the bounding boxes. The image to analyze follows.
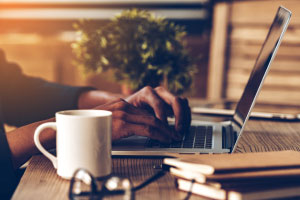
[34,122,58,169]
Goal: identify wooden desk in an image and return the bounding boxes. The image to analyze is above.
[12,119,300,200]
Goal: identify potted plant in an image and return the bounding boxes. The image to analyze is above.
[72,9,196,95]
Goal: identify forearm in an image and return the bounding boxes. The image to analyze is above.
[2,74,89,126]
[78,90,125,109]
[6,118,56,169]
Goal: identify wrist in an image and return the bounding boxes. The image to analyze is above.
[78,90,124,109]
[6,118,55,169]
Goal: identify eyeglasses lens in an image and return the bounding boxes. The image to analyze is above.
[70,170,97,200]
[103,177,134,200]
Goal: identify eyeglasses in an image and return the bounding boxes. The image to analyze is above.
[69,168,166,200]
[69,167,196,200]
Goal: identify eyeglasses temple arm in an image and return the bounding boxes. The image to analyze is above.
[132,170,166,192]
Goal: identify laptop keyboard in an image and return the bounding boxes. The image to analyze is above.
[145,125,213,149]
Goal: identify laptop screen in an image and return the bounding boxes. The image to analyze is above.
[232,6,291,151]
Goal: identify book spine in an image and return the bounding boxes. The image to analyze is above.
[177,179,226,200]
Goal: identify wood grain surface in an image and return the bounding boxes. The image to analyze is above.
[11,119,300,200]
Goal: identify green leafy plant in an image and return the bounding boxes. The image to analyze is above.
[72,9,196,94]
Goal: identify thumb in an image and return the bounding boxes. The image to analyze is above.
[0,49,7,65]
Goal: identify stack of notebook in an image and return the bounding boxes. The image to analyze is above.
[163,151,300,200]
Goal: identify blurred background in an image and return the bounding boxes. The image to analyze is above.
[1,0,300,113]
[0,0,211,97]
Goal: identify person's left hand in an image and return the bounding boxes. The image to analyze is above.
[125,86,191,135]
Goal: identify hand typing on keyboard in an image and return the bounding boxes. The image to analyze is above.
[126,86,191,138]
[95,86,191,143]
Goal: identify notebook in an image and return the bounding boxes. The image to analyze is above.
[112,6,292,155]
[166,151,300,200]
[164,150,300,175]
[176,178,300,200]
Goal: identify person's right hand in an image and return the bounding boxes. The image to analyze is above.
[94,98,181,143]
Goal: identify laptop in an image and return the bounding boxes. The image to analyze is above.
[112,6,292,155]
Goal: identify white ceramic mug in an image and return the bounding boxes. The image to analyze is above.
[34,110,112,179]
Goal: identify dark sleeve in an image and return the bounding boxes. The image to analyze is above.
[0,126,17,199]
[0,59,94,127]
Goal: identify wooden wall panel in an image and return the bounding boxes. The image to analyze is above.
[231,27,300,44]
[231,0,300,25]
[230,58,300,72]
[207,2,230,99]
[221,0,300,105]
[227,87,300,103]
